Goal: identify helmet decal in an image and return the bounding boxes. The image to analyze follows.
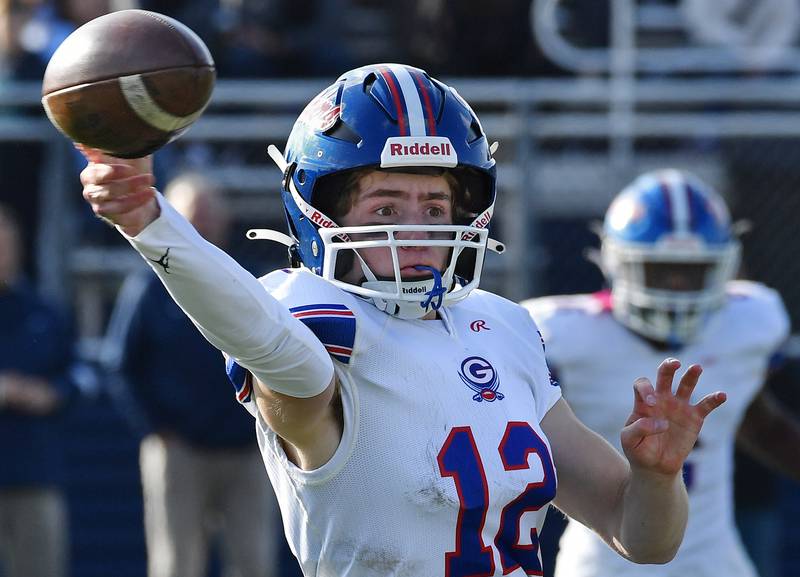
[296,84,342,132]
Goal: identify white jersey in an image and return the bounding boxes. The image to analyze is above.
[231,269,562,577]
[521,280,789,577]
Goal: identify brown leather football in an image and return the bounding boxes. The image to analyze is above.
[41,9,215,158]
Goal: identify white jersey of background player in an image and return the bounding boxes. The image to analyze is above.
[79,65,727,577]
[523,169,799,577]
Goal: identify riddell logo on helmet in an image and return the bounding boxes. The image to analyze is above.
[462,208,494,241]
[389,141,451,157]
[473,209,491,228]
[381,137,458,168]
[310,210,336,228]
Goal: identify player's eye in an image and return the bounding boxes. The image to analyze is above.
[375,206,395,217]
[428,206,447,218]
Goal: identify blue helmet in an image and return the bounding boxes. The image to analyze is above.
[261,63,501,318]
[599,169,740,346]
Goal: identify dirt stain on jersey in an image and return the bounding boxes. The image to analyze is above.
[411,480,458,509]
[321,539,422,576]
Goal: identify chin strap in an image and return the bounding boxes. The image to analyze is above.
[414,265,445,311]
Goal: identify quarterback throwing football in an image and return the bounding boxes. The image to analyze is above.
[79,65,726,576]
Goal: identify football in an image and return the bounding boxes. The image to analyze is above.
[41,9,215,158]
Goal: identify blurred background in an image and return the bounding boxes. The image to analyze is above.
[2,0,800,576]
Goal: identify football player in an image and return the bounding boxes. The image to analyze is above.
[79,65,726,576]
[522,168,800,577]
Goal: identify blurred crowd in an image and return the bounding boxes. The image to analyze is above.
[0,0,573,84]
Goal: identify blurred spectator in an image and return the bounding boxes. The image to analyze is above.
[102,173,282,577]
[139,0,350,77]
[1,0,49,278]
[1,0,133,80]
[0,202,81,577]
[0,0,138,272]
[398,0,570,76]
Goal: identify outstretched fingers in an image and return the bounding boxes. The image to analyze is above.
[693,391,727,419]
[629,377,657,420]
[675,363,703,400]
[654,358,681,394]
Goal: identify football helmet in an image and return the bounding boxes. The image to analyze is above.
[599,169,740,346]
[251,63,502,319]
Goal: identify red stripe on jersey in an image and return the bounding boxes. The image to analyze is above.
[237,380,251,402]
[292,309,355,318]
[325,344,353,356]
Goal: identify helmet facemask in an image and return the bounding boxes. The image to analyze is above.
[314,165,495,319]
[321,223,490,319]
[602,236,741,346]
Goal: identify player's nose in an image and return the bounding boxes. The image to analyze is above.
[395,228,431,241]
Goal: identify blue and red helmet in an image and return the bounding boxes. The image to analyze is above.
[262,63,501,318]
[600,169,741,345]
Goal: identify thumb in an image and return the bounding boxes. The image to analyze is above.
[621,416,669,448]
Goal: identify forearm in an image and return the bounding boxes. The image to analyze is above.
[120,192,333,397]
[617,468,687,563]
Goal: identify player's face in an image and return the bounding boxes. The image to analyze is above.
[338,171,455,282]
[643,261,710,292]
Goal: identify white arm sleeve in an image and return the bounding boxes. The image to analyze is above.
[119,191,334,398]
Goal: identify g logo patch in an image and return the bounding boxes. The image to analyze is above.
[458,356,504,402]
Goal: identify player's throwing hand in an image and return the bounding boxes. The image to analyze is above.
[621,358,727,477]
[78,145,159,236]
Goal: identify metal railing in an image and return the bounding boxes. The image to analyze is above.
[4,72,800,341]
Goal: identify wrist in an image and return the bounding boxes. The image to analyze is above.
[118,200,161,237]
[627,465,685,500]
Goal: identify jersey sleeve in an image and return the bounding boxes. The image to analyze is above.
[727,281,790,357]
[523,311,563,420]
[225,269,358,412]
[521,295,593,374]
[226,353,258,417]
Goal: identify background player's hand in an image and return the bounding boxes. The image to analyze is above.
[78,146,160,237]
[621,358,726,477]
